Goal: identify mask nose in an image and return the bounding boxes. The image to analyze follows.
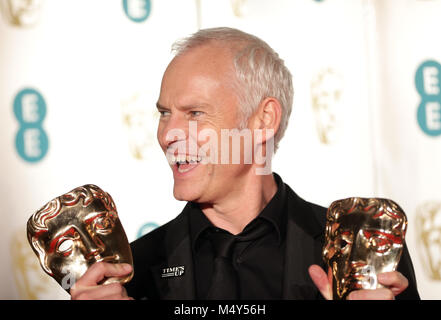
[323,241,333,260]
[77,229,105,261]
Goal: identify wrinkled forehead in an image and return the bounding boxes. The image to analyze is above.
[44,198,109,236]
[334,211,403,233]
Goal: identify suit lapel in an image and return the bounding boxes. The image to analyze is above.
[150,206,196,299]
[282,186,327,299]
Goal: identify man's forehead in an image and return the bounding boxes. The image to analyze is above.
[175,41,235,58]
[169,44,235,74]
[160,54,238,111]
[156,101,215,112]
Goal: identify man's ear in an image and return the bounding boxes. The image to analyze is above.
[249,97,282,142]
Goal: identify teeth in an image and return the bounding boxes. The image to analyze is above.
[167,154,203,165]
[178,155,186,164]
[186,155,202,163]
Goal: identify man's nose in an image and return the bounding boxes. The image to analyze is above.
[158,114,189,148]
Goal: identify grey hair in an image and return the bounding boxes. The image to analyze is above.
[171,27,293,152]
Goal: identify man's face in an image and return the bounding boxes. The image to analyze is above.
[323,198,406,299]
[34,197,133,287]
[157,44,252,203]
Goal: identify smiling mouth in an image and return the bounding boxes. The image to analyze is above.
[167,154,203,173]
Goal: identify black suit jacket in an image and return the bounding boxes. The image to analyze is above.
[125,180,420,300]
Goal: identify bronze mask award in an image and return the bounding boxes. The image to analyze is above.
[27,184,133,291]
[323,197,407,300]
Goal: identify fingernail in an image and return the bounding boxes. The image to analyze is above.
[122,263,133,272]
[346,291,357,300]
[377,273,387,282]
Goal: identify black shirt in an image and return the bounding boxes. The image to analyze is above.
[189,173,287,299]
[126,173,420,300]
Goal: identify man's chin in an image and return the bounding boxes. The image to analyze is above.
[173,185,200,202]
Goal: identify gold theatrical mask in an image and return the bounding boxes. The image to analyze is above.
[323,197,407,300]
[27,184,133,291]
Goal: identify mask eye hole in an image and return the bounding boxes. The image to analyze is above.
[338,231,353,252]
[340,239,348,249]
[57,238,74,256]
[53,228,78,257]
[58,239,73,252]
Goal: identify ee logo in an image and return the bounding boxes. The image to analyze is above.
[415,60,441,136]
[13,88,49,163]
[123,0,151,23]
[136,222,159,239]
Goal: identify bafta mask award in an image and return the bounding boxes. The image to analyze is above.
[27,184,133,291]
[323,197,407,300]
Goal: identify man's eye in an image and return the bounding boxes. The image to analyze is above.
[190,111,203,117]
[158,110,170,117]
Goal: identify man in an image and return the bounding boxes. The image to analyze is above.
[70,27,419,300]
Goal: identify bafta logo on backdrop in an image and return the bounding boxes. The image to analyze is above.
[121,92,159,160]
[310,68,344,145]
[230,0,248,17]
[136,222,159,239]
[416,201,441,280]
[10,230,68,299]
[0,0,43,27]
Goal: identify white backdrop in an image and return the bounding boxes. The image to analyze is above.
[0,0,440,299]
[371,0,441,300]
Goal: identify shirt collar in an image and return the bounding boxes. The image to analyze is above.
[256,172,286,244]
[188,172,288,251]
[188,202,213,252]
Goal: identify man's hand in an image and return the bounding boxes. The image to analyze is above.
[308,264,409,300]
[70,262,133,300]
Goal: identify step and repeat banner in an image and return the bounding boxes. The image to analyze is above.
[0,0,439,299]
[371,0,441,300]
